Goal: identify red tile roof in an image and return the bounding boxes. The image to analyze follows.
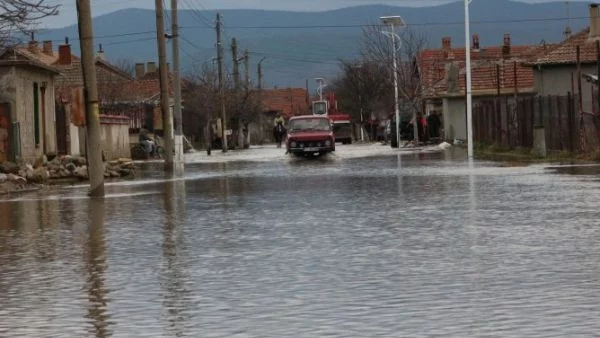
[529,28,598,65]
[13,43,133,102]
[261,88,309,118]
[418,40,549,97]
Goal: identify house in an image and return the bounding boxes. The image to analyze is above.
[418,34,547,141]
[258,87,309,142]
[122,62,193,140]
[0,47,60,163]
[261,87,309,119]
[523,5,600,114]
[16,37,135,160]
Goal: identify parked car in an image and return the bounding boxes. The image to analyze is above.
[286,115,335,157]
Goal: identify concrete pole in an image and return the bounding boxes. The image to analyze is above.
[171,0,184,175]
[76,0,104,197]
[390,24,401,148]
[216,13,228,152]
[244,49,250,93]
[258,57,265,143]
[465,0,474,159]
[155,0,175,170]
[231,38,240,89]
[258,58,264,90]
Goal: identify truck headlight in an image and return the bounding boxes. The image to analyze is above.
[325,140,331,146]
[290,141,297,147]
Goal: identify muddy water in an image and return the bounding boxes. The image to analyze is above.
[1,149,599,337]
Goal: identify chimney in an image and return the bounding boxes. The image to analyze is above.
[42,40,53,55]
[472,34,480,51]
[146,62,157,74]
[58,37,72,65]
[28,33,39,54]
[442,36,451,50]
[135,63,145,79]
[502,33,511,57]
[96,43,105,61]
[589,4,600,40]
[442,36,452,59]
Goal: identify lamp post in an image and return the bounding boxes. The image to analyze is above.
[464,0,474,159]
[380,16,406,148]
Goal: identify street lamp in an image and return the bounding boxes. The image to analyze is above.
[380,15,406,148]
[464,0,474,159]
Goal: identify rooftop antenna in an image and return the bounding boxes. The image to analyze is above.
[564,1,572,39]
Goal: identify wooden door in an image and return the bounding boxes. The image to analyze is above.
[0,103,10,162]
[55,102,68,155]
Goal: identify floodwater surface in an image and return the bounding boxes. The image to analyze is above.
[1,147,599,337]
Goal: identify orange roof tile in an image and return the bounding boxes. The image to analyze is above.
[418,40,545,97]
[529,28,598,65]
[261,88,309,118]
[14,43,133,102]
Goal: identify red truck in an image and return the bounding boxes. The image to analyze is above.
[312,92,353,144]
[286,115,335,157]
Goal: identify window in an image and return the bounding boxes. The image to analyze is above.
[289,118,331,131]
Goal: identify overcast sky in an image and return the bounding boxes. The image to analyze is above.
[41,0,586,28]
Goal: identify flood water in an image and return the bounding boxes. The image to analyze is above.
[1,148,600,337]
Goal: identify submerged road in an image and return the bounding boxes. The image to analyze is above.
[1,144,599,337]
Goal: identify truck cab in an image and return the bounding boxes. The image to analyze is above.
[286,115,335,156]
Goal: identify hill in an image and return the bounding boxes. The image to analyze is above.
[34,0,590,89]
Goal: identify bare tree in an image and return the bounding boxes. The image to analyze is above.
[360,25,427,116]
[333,60,391,120]
[183,62,263,148]
[0,0,59,45]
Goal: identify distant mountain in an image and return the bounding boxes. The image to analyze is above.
[34,0,590,89]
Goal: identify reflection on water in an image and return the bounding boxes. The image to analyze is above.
[85,199,110,338]
[161,180,188,337]
[1,152,600,337]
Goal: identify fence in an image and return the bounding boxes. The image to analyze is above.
[472,94,589,154]
[100,103,152,134]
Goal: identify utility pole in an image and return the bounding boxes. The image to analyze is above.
[244,49,250,93]
[258,57,266,143]
[231,38,240,89]
[258,57,265,91]
[171,0,184,175]
[76,0,104,197]
[156,0,175,169]
[216,13,228,152]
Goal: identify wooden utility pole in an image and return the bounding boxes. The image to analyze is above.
[76,0,104,197]
[244,49,250,93]
[216,13,228,152]
[155,0,174,170]
[171,0,184,175]
[231,38,240,89]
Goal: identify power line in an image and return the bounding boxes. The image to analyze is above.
[177,15,590,29]
[26,14,591,43]
[249,51,338,65]
[180,0,214,28]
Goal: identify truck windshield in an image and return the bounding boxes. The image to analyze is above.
[289,118,331,131]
